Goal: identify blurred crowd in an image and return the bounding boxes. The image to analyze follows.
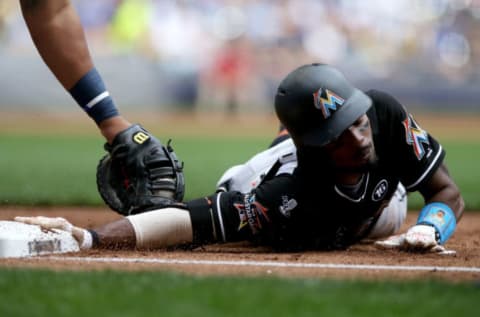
[1,0,479,111]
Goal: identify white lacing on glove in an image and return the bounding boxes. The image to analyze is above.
[14,216,93,250]
[374,224,456,255]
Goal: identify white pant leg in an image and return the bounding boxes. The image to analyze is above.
[367,183,407,239]
[216,138,296,193]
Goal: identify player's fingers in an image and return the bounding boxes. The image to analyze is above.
[374,234,406,249]
[430,245,457,256]
[14,216,73,232]
[14,216,39,225]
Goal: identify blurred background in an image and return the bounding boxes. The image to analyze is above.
[1,0,479,114]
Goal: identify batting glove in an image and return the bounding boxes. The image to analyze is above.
[374,224,456,255]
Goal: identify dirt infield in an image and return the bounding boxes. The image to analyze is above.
[1,207,479,282]
[1,112,479,140]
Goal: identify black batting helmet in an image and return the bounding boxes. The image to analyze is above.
[275,63,372,147]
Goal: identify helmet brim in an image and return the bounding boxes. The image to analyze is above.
[300,89,372,147]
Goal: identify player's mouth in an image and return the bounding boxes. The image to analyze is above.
[356,144,373,162]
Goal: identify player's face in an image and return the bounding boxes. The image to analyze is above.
[323,115,377,172]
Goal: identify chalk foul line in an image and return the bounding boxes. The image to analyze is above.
[40,256,480,273]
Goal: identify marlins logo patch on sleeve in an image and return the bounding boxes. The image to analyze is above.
[402,114,430,160]
[234,194,270,234]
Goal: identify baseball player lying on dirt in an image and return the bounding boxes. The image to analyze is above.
[16,64,464,254]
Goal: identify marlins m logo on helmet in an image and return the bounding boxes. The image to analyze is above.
[313,88,345,119]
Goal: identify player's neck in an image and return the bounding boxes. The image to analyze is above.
[335,172,365,186]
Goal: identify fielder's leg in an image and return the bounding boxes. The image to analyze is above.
[216,137,296,193]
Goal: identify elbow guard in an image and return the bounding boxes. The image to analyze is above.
[186,195,226,245]
[186,191,269,245]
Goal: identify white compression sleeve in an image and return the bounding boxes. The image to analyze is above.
[126,208,193,249]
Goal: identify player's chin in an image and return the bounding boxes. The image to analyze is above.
[338,157,378,173]
[337,165,370,173]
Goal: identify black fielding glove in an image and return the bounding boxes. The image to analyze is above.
[97,124,185,215]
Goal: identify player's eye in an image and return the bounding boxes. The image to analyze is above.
[360,120,369,130]
[356,117,370,132]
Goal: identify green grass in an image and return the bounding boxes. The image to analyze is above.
[0,134,269,205]
[0,134,479,209]
[407,141,480,210]
[444,142,480,209]
[0,269,478,317]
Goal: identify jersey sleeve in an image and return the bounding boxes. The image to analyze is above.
[368,90,445,192]
[398,112,445,191]
[186,173,300,246]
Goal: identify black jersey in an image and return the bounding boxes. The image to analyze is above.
[188,90,445,250]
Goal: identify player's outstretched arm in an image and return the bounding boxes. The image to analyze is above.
[403,163,464,247]
[376,163,464,254]
[418,164,464,221]
[20,0,92,89]
[15,207,195,250]
[20,0,130,143]
[14,184,272,250]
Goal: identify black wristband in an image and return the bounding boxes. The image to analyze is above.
[186,197,218,244]
[87,229,100,248]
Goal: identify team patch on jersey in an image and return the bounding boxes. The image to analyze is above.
[372,179,388,202]
[313,88,345,119]
[234,194,270,234]
[279,195,297,218]
[234,202,249,231]
[402,114,430,160]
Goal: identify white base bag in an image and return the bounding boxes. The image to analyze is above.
[0,220,79,258]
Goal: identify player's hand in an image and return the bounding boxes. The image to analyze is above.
[14,216,92,249]
[374,225,456,255]
[404,224,437,248]
[14,216,74,232]
[97,124,185,215]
